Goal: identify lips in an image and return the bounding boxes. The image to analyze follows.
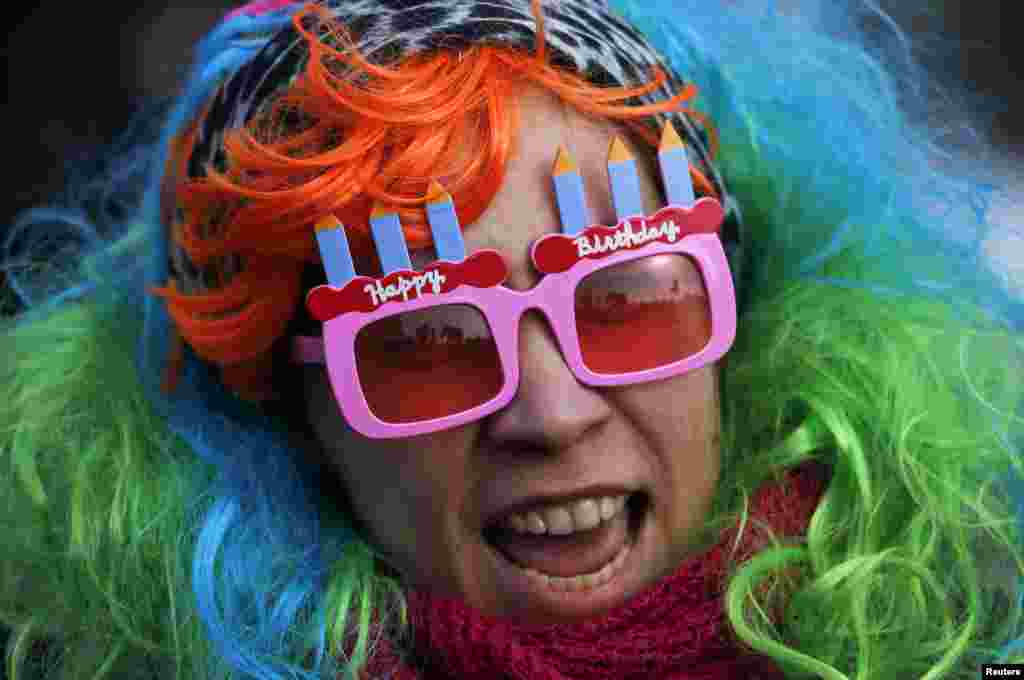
[484,492,647,579]
[482,485,638,530]
[487,511,631,577]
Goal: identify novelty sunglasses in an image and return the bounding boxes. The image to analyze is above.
[292,123,737,439]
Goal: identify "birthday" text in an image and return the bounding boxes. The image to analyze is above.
[573,219,682,258]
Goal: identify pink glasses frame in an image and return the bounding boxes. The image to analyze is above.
[292,206,736,439]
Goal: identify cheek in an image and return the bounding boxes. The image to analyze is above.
[328,437,439,569]
[303,372,413,545]
[304,372,479,578]
[335,438,479,588]
[616,366,719,444]
[616,367,721,546]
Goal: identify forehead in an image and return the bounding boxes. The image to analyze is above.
[412,86,663,290]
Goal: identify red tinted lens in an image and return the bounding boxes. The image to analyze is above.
[575,254,711,374]
[354,304,503,424]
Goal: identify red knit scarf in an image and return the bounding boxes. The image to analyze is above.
[362,464,827,680]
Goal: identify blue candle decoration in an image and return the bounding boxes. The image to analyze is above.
[607,136,644,221]
[369,202,413,274]
[425,180,467,262]
[657,120,695,207]
[552,145,590,235]
[314,215,357,286]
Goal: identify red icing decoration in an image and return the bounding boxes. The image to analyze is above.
[306,249,508,322]
[533,198,724,275]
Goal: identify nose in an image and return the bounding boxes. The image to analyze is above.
[483,311,612,452]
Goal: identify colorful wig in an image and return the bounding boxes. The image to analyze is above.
[148,0,736,403]
[2,1,1023,679]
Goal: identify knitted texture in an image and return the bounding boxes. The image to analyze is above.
[362,464,827,679]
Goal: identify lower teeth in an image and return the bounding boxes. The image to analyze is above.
[519,541,631,592]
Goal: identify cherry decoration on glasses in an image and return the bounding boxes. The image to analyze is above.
[293,121,736,439]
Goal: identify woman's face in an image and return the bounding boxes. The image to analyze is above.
[303,84,721,624]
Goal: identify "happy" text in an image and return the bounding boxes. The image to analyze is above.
[364,269,447,307]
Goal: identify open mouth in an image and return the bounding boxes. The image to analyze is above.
[483,492,649,592]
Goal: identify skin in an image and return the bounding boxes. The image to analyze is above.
[302,83,721,624]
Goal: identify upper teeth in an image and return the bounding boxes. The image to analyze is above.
[501,495,628,536]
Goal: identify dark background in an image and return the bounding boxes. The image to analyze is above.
[5,4,238,222]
